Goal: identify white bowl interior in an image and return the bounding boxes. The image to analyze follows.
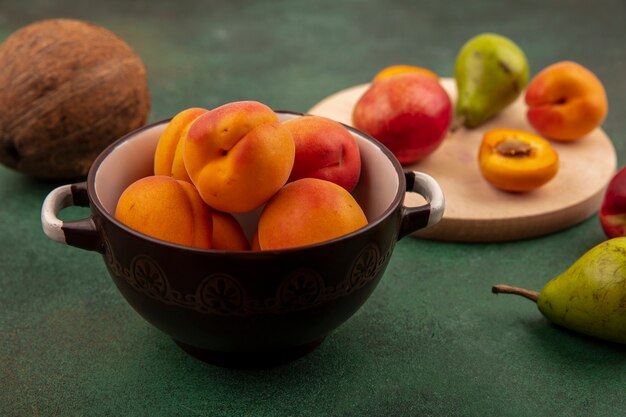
[95,113,400,237]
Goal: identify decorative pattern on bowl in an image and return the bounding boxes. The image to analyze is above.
[105,239,391,316]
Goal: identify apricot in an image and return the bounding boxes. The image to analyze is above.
[250,230,261,251]
[115,175,212,248]
[283,115,361,192]
[525,61,608,141]
[183,101,295,213]
[211,211,250,251]
[257,178,368,250]
[154,107,208,182]
[373,64,439,82]
[478,128,559,192]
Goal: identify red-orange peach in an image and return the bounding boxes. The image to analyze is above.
[211,211,250,251]
[183,101,295,213]
[283,115,361,192]
[115,175,212,249]
[352,72,452,164]
[154,107,208,182]
[525,61,608,141]
[257,178,368,250]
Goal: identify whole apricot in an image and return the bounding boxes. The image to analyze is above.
[183,101,295,213]
[154,108,208,182]
[211,211,250,251]
[525,61,608,141]
[115,176,212,248]
[283,115,361,192]
[373,65,439,82]
[250,230,261,251]
[257,178,368,250]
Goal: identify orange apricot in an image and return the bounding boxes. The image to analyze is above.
[478,128,559,192]
[211,211,250,251]
[283,115,361,192]
[114,175,212,248]
[373,64,439,82]
[257,178,368,250]
[250,229,261,251]
[183,101,295,213]
[525,61,608,141]
[154,107,208,182]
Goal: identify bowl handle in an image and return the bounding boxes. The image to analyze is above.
[41,182,104,253]
[398,170,445,239]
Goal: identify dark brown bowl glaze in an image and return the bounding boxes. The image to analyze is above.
[42,111,444,367]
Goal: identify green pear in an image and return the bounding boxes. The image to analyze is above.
[455,33,529,128]
[492,237,626,344]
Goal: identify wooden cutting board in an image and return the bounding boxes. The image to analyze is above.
[308,78,617,242]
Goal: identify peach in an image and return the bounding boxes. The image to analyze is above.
[183,101,295,213]
[283,115,361,192]
[352,72,452,164]
[257,178,368,250]
[525,61,608,141]
[154,107,208,182]
[373,64,439,82]
[211,211,250,251]
[115,175,212,249]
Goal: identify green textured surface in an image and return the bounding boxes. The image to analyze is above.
[2,0,626,416]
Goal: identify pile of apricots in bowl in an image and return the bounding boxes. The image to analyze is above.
[114,101,367,251]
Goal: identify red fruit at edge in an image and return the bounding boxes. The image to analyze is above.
[600,166,626,238]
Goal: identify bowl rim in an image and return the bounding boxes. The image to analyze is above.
[87,110,406,256]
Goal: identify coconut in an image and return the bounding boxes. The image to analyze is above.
[0,18,151,179]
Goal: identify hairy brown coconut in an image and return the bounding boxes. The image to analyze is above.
[0,19,151,179]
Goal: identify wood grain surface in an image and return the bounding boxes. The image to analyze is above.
[308,78,617,242]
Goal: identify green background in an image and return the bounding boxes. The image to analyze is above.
[1,0,625,416]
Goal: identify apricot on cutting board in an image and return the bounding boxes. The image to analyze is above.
[478,128,559,192]
[525,61,608,141]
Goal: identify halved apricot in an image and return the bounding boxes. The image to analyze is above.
[478,128,559,192]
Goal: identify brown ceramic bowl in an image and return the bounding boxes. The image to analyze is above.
[41,111,444,367]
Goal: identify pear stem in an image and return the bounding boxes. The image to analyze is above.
[450,114,465,133]
[492,284,539,303]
